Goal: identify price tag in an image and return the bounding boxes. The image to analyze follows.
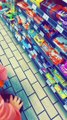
[24,0,27,2]
[6,22,8,26]
[28,44,31,48]
[30,51,33,55]
[46,80,51,86]
[32,4,37,10]
[43,13,49,21]
[22,45,25,49]
[33,50,37,55]
[15,34,16,38]
[51,86,56,93]
[64,105,67,111]
[56,24,63,33]
[19,9,22,13]
[14,26,18,31]
[23,32,26,36]
[27,17,31,22]
[1,15,2,17]
[39,69,43,74]
[17,37,20,42]
[10,26,12,31]
[43,63,47,68]
[34,24,37,30]
[22,36,25,40]
[28,54,32,59]
[39,31,44,37]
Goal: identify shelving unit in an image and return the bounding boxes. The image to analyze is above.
[0,0,67,111]
[24,0,67,39]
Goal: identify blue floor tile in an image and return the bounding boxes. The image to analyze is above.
[25,107,38,120]
[16,90,31,110]
[10,76,23,93]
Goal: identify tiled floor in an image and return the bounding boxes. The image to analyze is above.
[0,19,67,120]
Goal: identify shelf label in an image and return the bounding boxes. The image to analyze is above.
[27,18,31,22]
[6,22,8,26]
[51,86,56,93]
[23,32,26,36]
[46,80,51,86]
[14,25,18,31]
[32,4,37,10]
[33,49,37,55]
[1,15,2,17]
[10,26,12,31]
[39,69,43,74]
[39,31,44,37]
[22,36,25,40]
[43,13,49,21]
[56,24,63,33]
[19,9,22,13]
[24,0,27,2]
[17,38,20,41]
[28,44,31,48]
[30,50,33,55]
[64,105,67,111]
[34,24,38,30]
[43,63,47,68]
[29,54,32,58]
[22,45,25,49]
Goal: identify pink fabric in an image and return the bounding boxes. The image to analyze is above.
[0,95,22,120]
[0,64,8,81]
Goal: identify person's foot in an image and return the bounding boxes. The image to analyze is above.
[10,95,23,111]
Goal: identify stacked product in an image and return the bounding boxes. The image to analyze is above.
[1,0,67,111]
[40,0,67,30]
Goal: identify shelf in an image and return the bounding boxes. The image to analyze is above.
[39,25,67,58]
[16,5,43,28]
[24,0,67,39]
[47,81,67,110]
[16,1,67,60]
[2,10,67,81]
[1,2,67,110]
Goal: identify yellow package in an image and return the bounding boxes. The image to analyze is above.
[30,0,43,7]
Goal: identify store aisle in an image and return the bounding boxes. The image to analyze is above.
[0,19,67,120]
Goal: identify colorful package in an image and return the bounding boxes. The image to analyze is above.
[42,20,58,38]
[53,69,65,84]
[28,29,37,38]
[45,73,56,84]
[17,1,29,10]
[34,34,44,46]
[40,0,67,29]
[53,36,67,53]
[54,84,67,99]
[60,60,67,76]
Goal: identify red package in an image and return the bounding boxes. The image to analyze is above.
[26,8,35,18]
[17,1,29,10]
[0,6,2,10]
